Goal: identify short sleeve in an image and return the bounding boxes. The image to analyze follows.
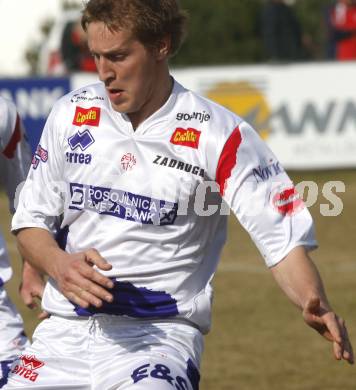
[0,97,32,213]
[215,121,317,267]
[12,105,65,234]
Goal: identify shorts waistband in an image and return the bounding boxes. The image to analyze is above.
[49,313,200,331]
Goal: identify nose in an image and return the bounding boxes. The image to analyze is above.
[96,56,115,84]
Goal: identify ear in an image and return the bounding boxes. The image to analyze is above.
[156,35,171,60]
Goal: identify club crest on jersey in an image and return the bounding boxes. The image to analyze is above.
[73,106,101,127]
[271,186,304,216]
[170,128,201,149]
[11,355,44,382]
[32,144,48,169]
[121,153,137,171]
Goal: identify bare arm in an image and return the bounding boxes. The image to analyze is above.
[20,260,47,319]
[16,227,114,309]
[271,246,354,364]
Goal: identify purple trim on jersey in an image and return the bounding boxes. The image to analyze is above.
[55,225,69,251]
[0,360,13,388]
[216,126,242,196]
[187,359,200,390]
[74,281,179,318]
[0,278,4,288]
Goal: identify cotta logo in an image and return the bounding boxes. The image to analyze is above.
[121,153,137,171]
[170,128,201,149]
[73,106,101,127]
[271,186,304,216]
[11,355,44,382]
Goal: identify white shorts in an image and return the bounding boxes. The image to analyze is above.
[0,288,29,388]
[4,315,203,390]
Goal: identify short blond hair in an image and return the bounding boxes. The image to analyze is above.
[81,0,188,57]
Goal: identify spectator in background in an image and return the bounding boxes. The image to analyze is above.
[60,19,96,73]
[326,0,356,60]
[0,96,45,387]
[261,0,304,61]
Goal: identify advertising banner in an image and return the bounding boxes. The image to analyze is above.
[0,77,70,153]
[172,62,356,169]
[1,62,356,169]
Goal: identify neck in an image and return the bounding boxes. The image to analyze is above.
[128,69,173,130]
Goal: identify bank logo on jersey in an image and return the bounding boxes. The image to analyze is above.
[32,144,48,169]
[72,106,101,127]
[121,152,137,171]
[11,355,44,383]
[69,183,178,226]
[170,128,201,149]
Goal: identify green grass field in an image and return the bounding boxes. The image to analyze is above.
[1,169,355,389]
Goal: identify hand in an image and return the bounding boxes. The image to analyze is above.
[303,296,354,364]
[52,248,114,309]
[20,261,48,319]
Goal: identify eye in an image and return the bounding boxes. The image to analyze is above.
[108,53,126,62]
[91,52,100,60]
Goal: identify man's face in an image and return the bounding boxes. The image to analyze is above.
[87,22,167,122]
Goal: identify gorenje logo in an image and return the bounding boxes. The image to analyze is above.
[170,128,201,149]
[176,111,211,123]
[73,107,101,127]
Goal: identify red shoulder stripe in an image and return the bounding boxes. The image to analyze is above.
[2,114,22,159]
[216,127,242,196]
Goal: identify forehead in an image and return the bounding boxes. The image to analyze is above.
[86,21,136,51]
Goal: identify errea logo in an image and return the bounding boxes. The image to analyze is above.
[170,128,201,149]
[73,106,101,127]
[11,355,45,382]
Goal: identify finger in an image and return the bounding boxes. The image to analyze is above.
[324,314,343,345]
[76,288,104,308]
[38,311,50,320]
[20,287,37,309]
[80,265,114,290]
[333,340,342,361]
[339,321,354,364]
[66,290,90,309]
[85,248,113,272]
[32,285,45,299]
[78,278,113,304]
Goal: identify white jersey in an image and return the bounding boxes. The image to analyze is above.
[12,80,317,333]
[0,97,31,285]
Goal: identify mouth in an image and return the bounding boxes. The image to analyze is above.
[107,88,124,100]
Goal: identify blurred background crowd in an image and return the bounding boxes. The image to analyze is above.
[2,0,356,77]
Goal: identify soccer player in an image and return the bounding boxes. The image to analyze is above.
[5,1,353,388]
[0,96,45,388]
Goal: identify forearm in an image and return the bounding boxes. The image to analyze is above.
[270,246,331,311]
[16,227,65,279]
